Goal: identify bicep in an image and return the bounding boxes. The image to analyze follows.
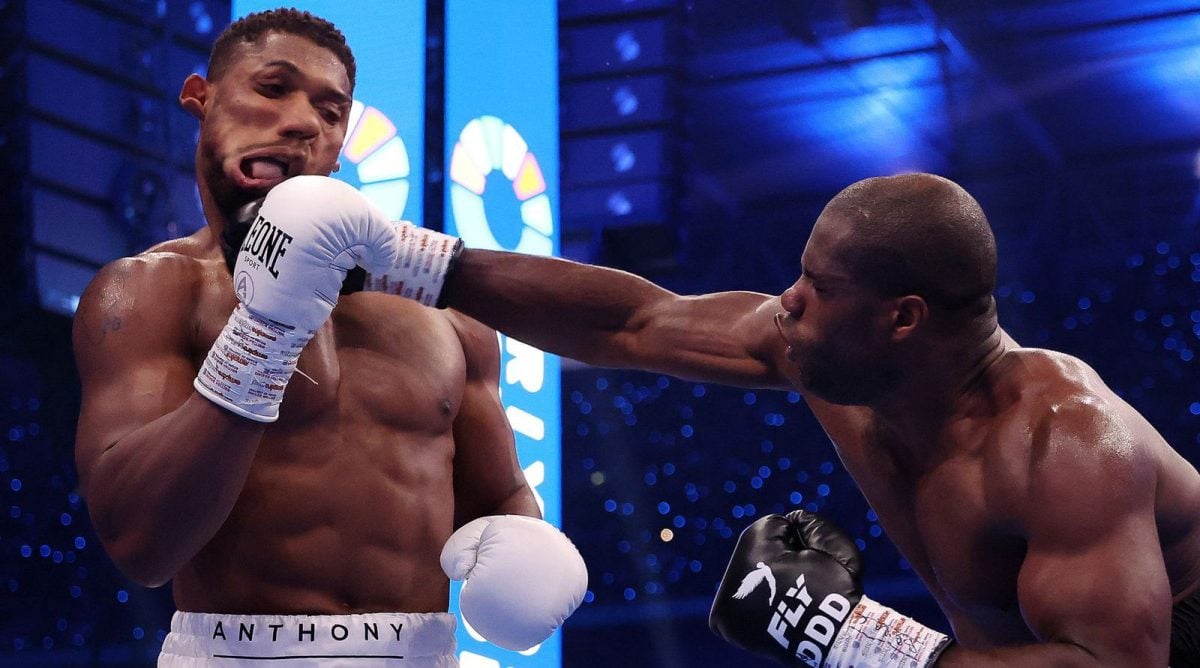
[450,317,538,525]
[1018,515,1170,663]
[72,262,197,488]
[1016,406,1171,663]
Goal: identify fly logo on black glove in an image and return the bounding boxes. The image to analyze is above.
[767,573,852,666]
[710,510,951,668]
[726,559,851,666]
[731,561,777,603]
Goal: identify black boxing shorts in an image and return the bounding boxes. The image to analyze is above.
[1172,587,1200,666]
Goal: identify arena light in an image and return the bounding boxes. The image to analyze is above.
[606,190,633,216]
[614,29,641,62]
[610,142,636,173]
[188,1,215,35]
[612,85,640,116]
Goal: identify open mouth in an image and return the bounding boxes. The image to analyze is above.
[242,156,289,180]
[234,155,294,191]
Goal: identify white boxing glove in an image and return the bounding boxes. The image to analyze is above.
[441,515,588,651]
[194,176,398,422]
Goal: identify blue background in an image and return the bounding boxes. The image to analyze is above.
[2,1,1200,667]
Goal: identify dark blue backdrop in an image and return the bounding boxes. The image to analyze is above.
[3,1,1199,666]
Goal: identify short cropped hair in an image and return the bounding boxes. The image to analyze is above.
[824,173,997,312]
[208,8,356,91]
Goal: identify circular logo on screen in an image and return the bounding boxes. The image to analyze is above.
[339,101,411,221]
[448,116,553,256]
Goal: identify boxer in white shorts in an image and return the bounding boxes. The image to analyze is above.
[160,611,456,667]
[72,9,587,665]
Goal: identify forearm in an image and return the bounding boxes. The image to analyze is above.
[454,482,542,528]
[936,641,1137,667]
[441,248,671,367]
[492,486,541,519]
[85,394,264,587]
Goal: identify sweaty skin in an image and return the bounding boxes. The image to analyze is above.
[73,31,536,615]
[438,176,1200,665]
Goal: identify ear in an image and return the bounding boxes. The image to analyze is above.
[179,73,210,120]
[890,295,927,342]
[331,161,341,173]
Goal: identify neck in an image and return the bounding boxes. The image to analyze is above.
[868,318,1010,463]
[197,171,231,240]
[195,171,241,267]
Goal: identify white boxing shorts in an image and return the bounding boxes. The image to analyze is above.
[158,610,458,667]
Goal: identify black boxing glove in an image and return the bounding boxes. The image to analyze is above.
[219,199,258,274]
[709,510,952,667]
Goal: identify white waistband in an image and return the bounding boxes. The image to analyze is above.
[159,611,457,667]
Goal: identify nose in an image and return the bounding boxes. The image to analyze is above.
[780,282,804,318]
[279,97,321,141]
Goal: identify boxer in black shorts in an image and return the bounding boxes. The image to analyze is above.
[412,173,1200,665]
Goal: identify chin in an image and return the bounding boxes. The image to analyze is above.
[211,185,261,220]
[215,169,282,214]
[799,365,887,406]
[801,382,866,406]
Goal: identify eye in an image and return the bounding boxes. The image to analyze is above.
[319,106,343,124]
[258,82,286,97]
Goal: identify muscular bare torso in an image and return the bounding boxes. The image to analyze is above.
[151,235,483,614]
[813,348,1200,647]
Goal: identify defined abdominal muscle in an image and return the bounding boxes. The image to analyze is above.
[176,428,456,614]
